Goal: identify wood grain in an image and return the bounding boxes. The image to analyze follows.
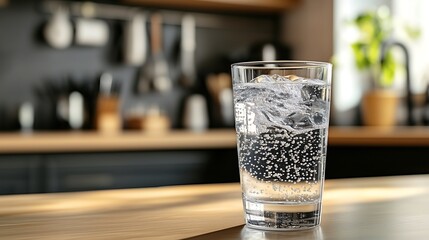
[0,175,429,239]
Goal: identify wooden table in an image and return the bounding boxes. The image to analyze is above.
[0,175,429,239]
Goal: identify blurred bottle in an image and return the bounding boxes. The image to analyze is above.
[123,12,147,66]
[95,73,122,134]
[142,105,171,133]
[219,88,234,127]
[206,73,233,127]
[183,94,209,132]
[125,105,171,133]
[75,18,109,47]
[44,6,73,49]
[19,102,34,133]
[68,91,84,130]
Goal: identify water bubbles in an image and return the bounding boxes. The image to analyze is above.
[238,128,326,195]
[236,74,328,203]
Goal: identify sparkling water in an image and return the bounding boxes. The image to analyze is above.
[233,74,330,230]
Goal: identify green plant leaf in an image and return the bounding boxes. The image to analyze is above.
[351,42,370,70]
[380,51,396,86]
[349,7,396,88]
[368,41,380,66]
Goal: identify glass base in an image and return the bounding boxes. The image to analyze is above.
[243,198,321,231]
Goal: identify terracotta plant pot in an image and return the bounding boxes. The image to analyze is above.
[361,90,399,127]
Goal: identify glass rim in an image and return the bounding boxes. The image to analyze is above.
[231,60,332,69]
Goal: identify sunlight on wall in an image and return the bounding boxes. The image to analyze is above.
[393,0,429,93]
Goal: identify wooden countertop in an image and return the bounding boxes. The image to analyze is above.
[0,130,237,153]
[328,126,429,146]
[0,174,429,239]
[1,127,429,153]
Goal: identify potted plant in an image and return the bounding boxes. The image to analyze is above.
[350,7,399,126]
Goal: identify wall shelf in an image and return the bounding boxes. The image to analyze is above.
[122,0,300,13]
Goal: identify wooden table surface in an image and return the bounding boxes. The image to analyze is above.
[1,175,429,239]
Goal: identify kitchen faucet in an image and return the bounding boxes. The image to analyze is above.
[380,41,413,125]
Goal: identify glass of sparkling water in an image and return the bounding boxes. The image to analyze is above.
[231,61,332,231]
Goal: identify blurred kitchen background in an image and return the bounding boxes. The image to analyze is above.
[0,0,428,195]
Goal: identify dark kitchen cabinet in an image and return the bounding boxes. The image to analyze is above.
[44,151,211,192]
[0,149,239,195]
[0,155,41,194]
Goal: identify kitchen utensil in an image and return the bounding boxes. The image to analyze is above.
[219,88,234,126]
[19,102,34,132]
[69,91,84,130]
[124,13,147,66]
[142,105,171,133]
[180,14,196,88]
[135,13,168,93]
[136,60,152,94]
[99,72,113,96]
[44,6,73,49]
[183,94,208,132]
[75,18,109,46]
[262,43,276,67]
[206,73,232,127]
[56,94,69,123]
[96,73,121,133]
[151,13,171,93]
[262,43,276,61]
[206,73,231,103]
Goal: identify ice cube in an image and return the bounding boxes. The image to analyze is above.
[301,85,312,101]
[235,75,329,133]
[301,84,325,101]
[312,112,325,125]
[251,74,287,83]
[285,111,313,129]
[285,75,303,81]
[251,75,273,83]
[271,74,286,82]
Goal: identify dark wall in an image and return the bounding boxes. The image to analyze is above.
[0,0,281,130]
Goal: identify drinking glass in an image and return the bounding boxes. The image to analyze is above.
[231,61,332,230]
